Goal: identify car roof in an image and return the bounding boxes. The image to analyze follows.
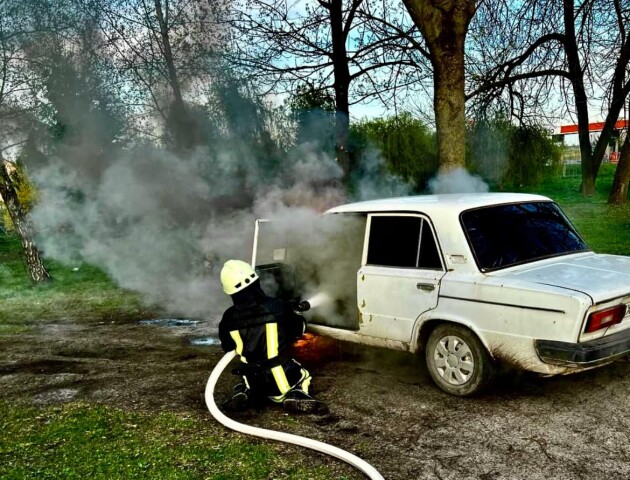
[325,192,552,215]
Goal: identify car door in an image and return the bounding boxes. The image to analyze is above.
[357,213,446,343]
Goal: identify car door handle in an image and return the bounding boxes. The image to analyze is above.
[417,283,436,291]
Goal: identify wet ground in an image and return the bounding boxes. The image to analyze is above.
[2,316,630,480]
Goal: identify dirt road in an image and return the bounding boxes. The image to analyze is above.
[2,316,630,480]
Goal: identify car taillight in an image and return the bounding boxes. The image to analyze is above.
[585,305,627,333]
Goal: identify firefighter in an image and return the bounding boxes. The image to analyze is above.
[218,259,327,414]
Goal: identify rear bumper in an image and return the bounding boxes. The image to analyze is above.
[535,328,630,367]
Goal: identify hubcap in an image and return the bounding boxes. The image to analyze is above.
[433,335,475,386]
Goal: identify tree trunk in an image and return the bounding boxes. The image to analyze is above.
[609,134,630,204]
[433,46,466,172]
[154,0,193,150]
[328,0,351,181]
[402,0,475,172]
[154,0,184,109]
[0,160,51,283]
[562,0,596,195]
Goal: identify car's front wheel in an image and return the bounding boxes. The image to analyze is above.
[425,324,494,396]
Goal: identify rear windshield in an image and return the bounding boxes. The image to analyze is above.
[461,202,589,271]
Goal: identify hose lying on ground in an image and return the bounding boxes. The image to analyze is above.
[205,350,385,480]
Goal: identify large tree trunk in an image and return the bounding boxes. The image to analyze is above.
[433,44,467,172]
[0,160,51,283]
[608,134,630,204]
[402,0,475,172]
[328,0,351,180]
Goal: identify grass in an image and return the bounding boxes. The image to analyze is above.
[0,234,152,325]
[0,402,350,480]
[517,163,630,256]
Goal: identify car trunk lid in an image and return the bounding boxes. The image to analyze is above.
[508,254,630,303]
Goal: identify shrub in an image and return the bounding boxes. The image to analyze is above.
[468,119,562,188]
[507,124,562,187]
[350,113,437,189]
[1,161,39,232]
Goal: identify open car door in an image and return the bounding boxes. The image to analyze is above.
[251,215,366,330]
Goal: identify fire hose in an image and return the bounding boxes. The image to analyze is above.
[204,350,385,480]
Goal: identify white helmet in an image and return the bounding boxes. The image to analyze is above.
[220,259,259,295]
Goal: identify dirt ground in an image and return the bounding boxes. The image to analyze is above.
[2,315,630,480]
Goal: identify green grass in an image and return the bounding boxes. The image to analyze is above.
[516,164,630,256]
[0,402,349,480]
[0,324,30,334]
[0,234,152,325]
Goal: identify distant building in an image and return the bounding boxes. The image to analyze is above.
[557,119,628,164]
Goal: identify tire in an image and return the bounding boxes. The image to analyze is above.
[425,323,494,396]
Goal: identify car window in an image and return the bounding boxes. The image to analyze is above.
[367,215,442,270]
[461,202,589,271]
[418,221,442,269]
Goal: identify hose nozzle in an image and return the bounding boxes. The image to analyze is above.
[294,300,311,313]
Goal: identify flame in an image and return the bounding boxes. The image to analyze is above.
[294,332,316,348]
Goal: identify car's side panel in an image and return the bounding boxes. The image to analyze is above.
[357,265,443,342]
[356,213,446,343]
[409,272,593,373]
[438,273,591,342]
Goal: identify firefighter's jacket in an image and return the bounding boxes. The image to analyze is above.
[219,295,309,400]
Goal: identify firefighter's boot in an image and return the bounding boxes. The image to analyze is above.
[221,383,251,411]
[282,389,328,414]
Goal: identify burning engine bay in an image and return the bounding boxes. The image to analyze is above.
[252,215,366,330]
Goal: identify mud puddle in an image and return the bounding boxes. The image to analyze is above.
[138,318,200,327]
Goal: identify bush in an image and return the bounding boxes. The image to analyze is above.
[508,124,562,187]
[350,113,438,189]
[1,161,39,232]
[287,83,335,151]
[467,119,562,188]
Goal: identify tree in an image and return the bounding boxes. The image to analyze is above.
[467,118,562,189]
[0,158,50,282]
[468,0,630,195]
[26,27,129,184]
[0,0,66,283]
[90,0,226,149]
[351,113,437,188]
[288,83,336,149]
[230,0,428,179]
[401,0,477,172]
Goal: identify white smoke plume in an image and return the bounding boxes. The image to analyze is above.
[428,167,489,194]
[352,147,414,200]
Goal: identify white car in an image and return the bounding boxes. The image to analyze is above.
[253,193,630,396]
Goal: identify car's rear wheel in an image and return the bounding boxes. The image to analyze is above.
[425,324,494,396]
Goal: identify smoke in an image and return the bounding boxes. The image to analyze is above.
[31,146,243,318]
[428,167,489,194]
[20,32,416,325]
[352,147,414,200]
[252,207,365,327]
[29,101,412,324]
